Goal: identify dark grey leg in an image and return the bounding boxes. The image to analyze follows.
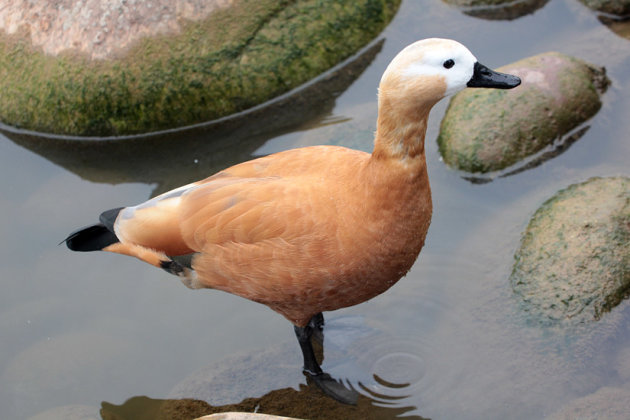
[309,312,324,346]
[294,322,323,375]
[294,314,358,405]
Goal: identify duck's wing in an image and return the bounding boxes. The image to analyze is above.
[109,152,284,255]
[110,169,339,259]
[178,145,370,249]
[112,181,202,256]
[178,174,349,324]
[107,146,369,305]
[178,174,337,251]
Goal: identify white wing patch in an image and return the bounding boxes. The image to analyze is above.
[114,181,199,241]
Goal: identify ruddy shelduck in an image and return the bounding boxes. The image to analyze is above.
[66,38,520,404]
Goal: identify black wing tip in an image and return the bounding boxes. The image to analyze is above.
[64,223,119,252]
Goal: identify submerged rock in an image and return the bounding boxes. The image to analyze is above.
[546,386,630,420]
[27,405,99,420]
[437,52,609,176]
[510,177,630,325]
[0,0,400,136]
[580,0,630,41]
[599,16,630,41]
[578,0,630,17]
[441,0,549,20]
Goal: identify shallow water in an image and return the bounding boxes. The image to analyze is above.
[1,0,630,419]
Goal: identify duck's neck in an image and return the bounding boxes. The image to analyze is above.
[371,89,435,164]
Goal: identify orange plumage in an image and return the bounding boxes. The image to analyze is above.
[66,38,520,403]
[106,145,432,327]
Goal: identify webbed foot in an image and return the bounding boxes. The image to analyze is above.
[305,371,358,405]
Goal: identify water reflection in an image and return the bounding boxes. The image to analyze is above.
[2,0,630,418]
[318,316,431,404]
[103,318,428,419]
[163,315,426,416]
[442,0,549,21]
[599,16,630,40]
[101,390,425,420]
[462,125,591,184]
[1,40,383,197]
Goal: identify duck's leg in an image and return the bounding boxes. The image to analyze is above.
[311,312,324,328]
[309,312,324,345]
[294,314,358,405]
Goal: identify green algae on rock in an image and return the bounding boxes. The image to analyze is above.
[510,177,630,325]
[0,0,400,136]
[437,52,609,175]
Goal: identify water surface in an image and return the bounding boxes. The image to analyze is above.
[1,0,629,419]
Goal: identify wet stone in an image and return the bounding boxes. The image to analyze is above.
[168,343,303,405]
[441,0,550,20]
[510,177,630,326]
[0,0,400,136]
[599,15,630,41]
[578,0,630,17]
[437,52,609,176]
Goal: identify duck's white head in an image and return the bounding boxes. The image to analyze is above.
[374,39,520,160]
[379,38,520,108]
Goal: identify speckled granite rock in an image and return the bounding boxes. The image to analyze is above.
[438,52,609,175]
[0,0,234,60]
[510,177,630,325]
[0,0,400,136]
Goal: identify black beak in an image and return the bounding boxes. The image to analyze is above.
[467,62,521,89]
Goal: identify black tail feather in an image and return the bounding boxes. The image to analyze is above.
[65,223,119,252]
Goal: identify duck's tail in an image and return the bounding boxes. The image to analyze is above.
[64,207,123,252]
[64,224,119,251]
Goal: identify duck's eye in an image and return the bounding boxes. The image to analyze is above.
[443,59,455,69]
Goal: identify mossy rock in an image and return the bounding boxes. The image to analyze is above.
[578,0,630,16]
[437,52,609,175]
[0,0,400,136]
[441,0,549,20]
[510,177,630,325]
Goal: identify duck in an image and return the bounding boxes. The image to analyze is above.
[65,38,520,404]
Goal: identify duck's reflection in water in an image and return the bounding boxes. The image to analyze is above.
[101,388,424,420]
[102,316,427,419]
